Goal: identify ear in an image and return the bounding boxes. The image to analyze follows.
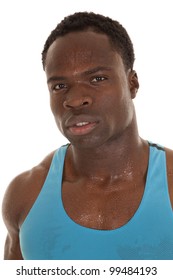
[128,70,139,99]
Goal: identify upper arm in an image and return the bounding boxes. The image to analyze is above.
[4,232,23,260]
[2,175,25,260]
[2,150,55,260]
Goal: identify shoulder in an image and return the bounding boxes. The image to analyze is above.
[164,147,173,208]
[2,149,56,230]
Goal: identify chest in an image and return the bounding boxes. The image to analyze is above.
[62,179,145,230]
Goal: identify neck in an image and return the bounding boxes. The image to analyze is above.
[67,122,148,182]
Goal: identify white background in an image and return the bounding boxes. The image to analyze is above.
[0,0,173,260]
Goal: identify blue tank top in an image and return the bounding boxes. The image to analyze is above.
[19,143,173,260]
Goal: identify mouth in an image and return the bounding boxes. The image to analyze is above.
[67,121,98,136]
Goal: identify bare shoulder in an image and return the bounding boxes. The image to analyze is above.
[165,147,173,208]
[2,150,56,230]
[2,149,57,259]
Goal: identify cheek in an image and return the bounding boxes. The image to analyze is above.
[103,90,134,128]
[50,99,56,115]
[50,96,68,134]
[117,96,134,129]
[50,96,63,116]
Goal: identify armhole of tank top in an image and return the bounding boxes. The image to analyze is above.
[19,144,68,230]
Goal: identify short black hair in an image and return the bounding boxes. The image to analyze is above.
[42,12,135,70]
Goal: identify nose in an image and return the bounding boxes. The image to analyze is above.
[63,88,93,109]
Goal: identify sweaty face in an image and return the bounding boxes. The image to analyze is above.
[45,31,138,149]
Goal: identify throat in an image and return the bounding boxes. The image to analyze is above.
[67,138,149,181]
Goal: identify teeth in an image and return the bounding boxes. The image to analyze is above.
[75,122,89,127]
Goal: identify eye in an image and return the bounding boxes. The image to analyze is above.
[91,76,107,83]
[51,83,67,93]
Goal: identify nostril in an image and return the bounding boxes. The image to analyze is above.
[82,101,89,106]
[63,97,92,109]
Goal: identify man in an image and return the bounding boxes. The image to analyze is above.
[2,12,173,260]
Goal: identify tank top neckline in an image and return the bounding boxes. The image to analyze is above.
[59,142,164,233]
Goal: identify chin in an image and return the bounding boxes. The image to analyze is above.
[67,134,109,150]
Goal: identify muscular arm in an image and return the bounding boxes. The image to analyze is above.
[4,231,23,260]
[2,151,55,260]
[2,175,25,260]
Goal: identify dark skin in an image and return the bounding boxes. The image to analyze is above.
[2,30,173,259]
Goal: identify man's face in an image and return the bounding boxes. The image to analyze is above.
[45,30,138,149]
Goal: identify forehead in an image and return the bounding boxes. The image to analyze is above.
[45,31,123,75]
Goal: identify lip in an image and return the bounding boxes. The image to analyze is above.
[68,122,98,135]
[65,115,99,136]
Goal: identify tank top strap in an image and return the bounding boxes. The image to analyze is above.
[146,142,166,186]
[41,144,68,194]
[145,142,172,214]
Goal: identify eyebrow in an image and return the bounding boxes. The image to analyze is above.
[47,66,112,84]
[47,76,66,84]
[83,66,112,75]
